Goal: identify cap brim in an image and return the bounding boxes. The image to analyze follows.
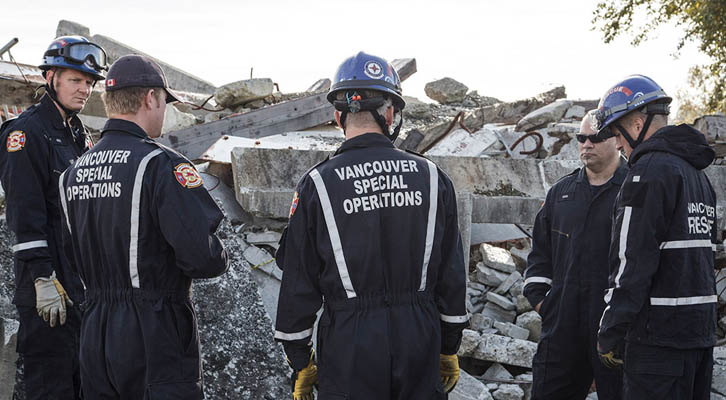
[165,88,183,104]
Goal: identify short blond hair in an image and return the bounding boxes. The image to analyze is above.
[103,87,163,116]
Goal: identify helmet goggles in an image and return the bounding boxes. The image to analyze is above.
[45,42,108,72]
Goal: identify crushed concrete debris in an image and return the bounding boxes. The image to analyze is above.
[515,99,574,132]
[425,77,469,104]
[214,78,275,109]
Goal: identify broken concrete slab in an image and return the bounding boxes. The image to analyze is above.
[162,92,334,160]
[470,313,494,332]
[246,231,282,248]
[493,321,530,340]
[480,244,517,273]
[57,20,216,94]
[425,77,469,104]
[0,318,19,400]
[481,302,517,324]
[483,363,514,381]
[471,224,528,245]
[492,384,524,400]
[214,78,275,109]
[390,58,417,82]
[564,105,586,120]
[516,295,533,314]
[476,264,509,287]
[487,292,516,311]
[459,329,482,355]
[694,115,726,142]
[402,97,434,120]
[515,311,542,341]
[306,78,331,93]
[495,271,522,295]
[162,104,198,135]
[425,127,498,157]
[516,99,574,132]
[713,364,726,396]
[458,192,473,270]
[468,333,537,368]
[451,369,494,400]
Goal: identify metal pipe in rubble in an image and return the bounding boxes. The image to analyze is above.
[0,38,19,59]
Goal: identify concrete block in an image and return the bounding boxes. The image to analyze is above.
[476,263,509,287]
[306,78,331,93]
[564,105,586,119]
[480,244,516,273]
[481,302,516,324]
[468,282,489,292]
[516,99,574,132]
[714,346,726,366]
[214,78,274,109]
[472,333,537,368]
[425,77,468,104]
[246,231,282,248]
[163,104,197,135]
[694,115,726,142]
[426,127,498,157]
[496,271,522,295]
[458,329,482,356]
[451,369,494,400]
[508,280,524,297]
[483,363,513,381]
[515,373,533,400]
[515,311,542,341]
[458,192,473,272]
[714,364,726,396]
[56,19,90,37]
[487,292,516,311]
[493,321,530,340]
[493,384,524,400]
[470,313,494,332]
[471,224,529,245]
[516,295,534,314]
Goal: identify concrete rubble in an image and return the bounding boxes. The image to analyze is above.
[2,19,726,399]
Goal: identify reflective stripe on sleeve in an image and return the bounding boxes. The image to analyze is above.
[650,295,717,306]
[310,168,357,299]
[274,327,314,341]
[524,277,552,287]
[659,239,713,250]
[58,170,72,234]
[418,159,438,291]
[613,206,633,288]
[129,149,163,289]
[12,240,48,252]
[440,313,469,323]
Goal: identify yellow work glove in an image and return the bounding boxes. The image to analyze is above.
[440,353,460,393]
[290,349,317,400]
[34,272,73,327]
[597,342,624,369]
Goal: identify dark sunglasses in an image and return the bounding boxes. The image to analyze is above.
[576,129,616,144]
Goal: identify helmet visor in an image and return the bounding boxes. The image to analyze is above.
[62,42,108,71]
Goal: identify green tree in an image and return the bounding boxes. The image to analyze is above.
[593,0,726,114]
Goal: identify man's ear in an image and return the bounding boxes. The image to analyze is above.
[143,89,156,110]
[334,110,343,129]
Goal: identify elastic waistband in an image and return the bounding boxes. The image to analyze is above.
[326,291,434,311]
[84,288,190,303]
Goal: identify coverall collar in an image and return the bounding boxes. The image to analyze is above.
[334,132,394,156]
[100,118,151,140]
[39,93,69,130]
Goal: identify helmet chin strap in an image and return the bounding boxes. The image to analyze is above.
[45,71,79,119]
[339,108,404,142]
[614,113,655,151]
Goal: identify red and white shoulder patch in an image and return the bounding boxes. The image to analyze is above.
[289,191,300,218]
[174,163,203,188]
[6,130,26,152]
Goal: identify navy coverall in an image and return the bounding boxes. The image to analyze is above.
[0,94,89,399]
[598,124,718,400]
[274,133,469,400]
[59,119,228,399]
[524,163,626,400]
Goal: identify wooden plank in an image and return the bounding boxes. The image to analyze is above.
[159,92,334,160]
[390,58,417,82]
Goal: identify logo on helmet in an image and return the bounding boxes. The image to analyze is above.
[605,86,633,98]
[364,61,384,79]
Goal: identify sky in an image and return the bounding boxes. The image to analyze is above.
[1,0,713,111]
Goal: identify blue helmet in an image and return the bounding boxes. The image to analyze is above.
[327,52,405,110]
[327,52,406,141]
[39,36,108,81]
[594,74,671,150]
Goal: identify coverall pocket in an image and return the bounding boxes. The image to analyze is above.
[146,380,204,400]
[625,344,683,399]
[170,303,198,355]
